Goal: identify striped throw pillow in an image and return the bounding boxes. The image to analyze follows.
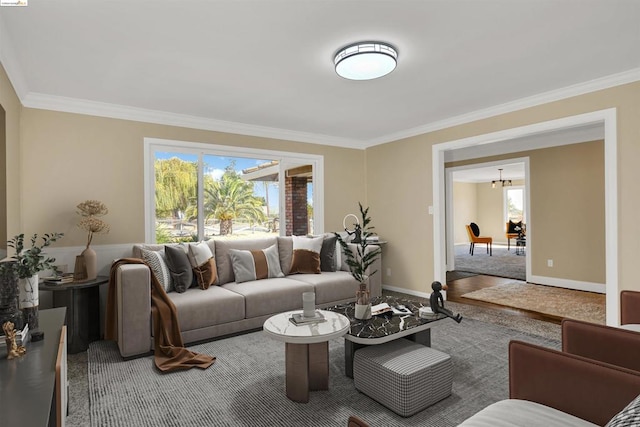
[228,244,284,283]
[141,248,173,293]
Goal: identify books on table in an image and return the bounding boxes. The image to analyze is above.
[372,303,414,316]
[289,310,326,326]
[43,273,74,285]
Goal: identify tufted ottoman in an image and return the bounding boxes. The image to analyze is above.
[353,338,453,417]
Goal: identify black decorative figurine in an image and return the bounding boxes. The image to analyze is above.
[430,281,462,323]
[345,223,362,244]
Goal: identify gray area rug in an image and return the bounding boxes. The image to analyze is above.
[454,244,525,281]
[88,318,558,427]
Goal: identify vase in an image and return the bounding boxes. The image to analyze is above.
[18,274,39,329]
[354,282,371,320]
[0,265,24,330]
[82,245,97,280]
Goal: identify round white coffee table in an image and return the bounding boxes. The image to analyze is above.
[263,310,350,403]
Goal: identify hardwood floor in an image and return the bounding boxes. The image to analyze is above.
[446,274,563,324]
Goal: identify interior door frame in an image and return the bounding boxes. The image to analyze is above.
[432,108,618,325]
[445,157,530,281]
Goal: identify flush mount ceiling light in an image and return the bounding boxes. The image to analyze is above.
[334,42,398,80]
[491,168,513,188]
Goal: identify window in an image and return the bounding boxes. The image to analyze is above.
[504,186,525,223]
[144,138,323,243]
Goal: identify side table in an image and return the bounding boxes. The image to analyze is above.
[263,310,350,403]
[40,276,109,353]
[516,238,526,256]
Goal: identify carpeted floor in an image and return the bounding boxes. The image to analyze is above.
[87,317,558,427]
[462,282,605,324]
[66,297,561,427]
[453,244,525,281]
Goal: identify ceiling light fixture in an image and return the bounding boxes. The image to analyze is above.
[491,169,512,188]
[334,42,398,81]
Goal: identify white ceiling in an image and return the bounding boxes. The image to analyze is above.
[453,163,525,183]
[1,0,639,148]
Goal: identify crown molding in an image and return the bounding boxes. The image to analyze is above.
[5,39,639,152]
[0,14,29,100]
[20,92,366,150]
[364,67,640,148]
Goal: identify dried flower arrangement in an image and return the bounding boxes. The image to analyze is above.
[77,200,110,247]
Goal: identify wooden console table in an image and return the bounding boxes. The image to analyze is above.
[0,307,67,427]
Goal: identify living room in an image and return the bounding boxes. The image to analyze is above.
[1,1,640,426]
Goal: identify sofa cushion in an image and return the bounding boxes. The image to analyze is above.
[221,277,314,318]
[140,248,173,293]
[293,271,359,304]
[169,286,245,331]
[164,245,193,293]
[458,399,598,427]
[228,244,284,283]
[215,237,278,285]
[290,235,323,274]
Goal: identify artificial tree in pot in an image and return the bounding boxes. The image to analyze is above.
[5,232,63,330]
[335,203,381,320]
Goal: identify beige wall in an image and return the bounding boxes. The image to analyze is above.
[366,81,639,295]
[453,179,525,245]
[530,141,605,283]
[2,60,637,301]
[19,108,366,246]
[0,64,21,245]
[452,182,477,244]
[448,142,605,284]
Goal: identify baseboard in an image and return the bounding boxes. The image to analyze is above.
[382,284,431,299]
[528,275,606,294]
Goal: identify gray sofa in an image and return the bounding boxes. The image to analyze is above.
[112,235,381,358]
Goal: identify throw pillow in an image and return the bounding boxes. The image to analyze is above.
[164,245,193,293]
[290,235,323,274]
[470,222,480,237]
[193,258,217,290]
[187,241,217,290]
[606,393,640,427]
[508,220,523,233]
[140,248,173,293]
[228,244,284,283]
[320,234,338,272]
[187,241,214,267]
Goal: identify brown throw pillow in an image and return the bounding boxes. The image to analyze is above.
[290,235,323,274]
[193,258,217,290]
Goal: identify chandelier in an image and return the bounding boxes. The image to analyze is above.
[491,169,512,188]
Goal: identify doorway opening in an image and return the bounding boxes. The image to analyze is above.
[432,109,617,325]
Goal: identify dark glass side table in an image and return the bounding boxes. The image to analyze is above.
[40,276,109,353]
[516,237,526,256]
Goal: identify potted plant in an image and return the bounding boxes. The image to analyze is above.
[5,232,63,329]
[335,203,381,320]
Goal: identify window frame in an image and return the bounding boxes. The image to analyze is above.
[503,185,526,225]
[143,137,324,243]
